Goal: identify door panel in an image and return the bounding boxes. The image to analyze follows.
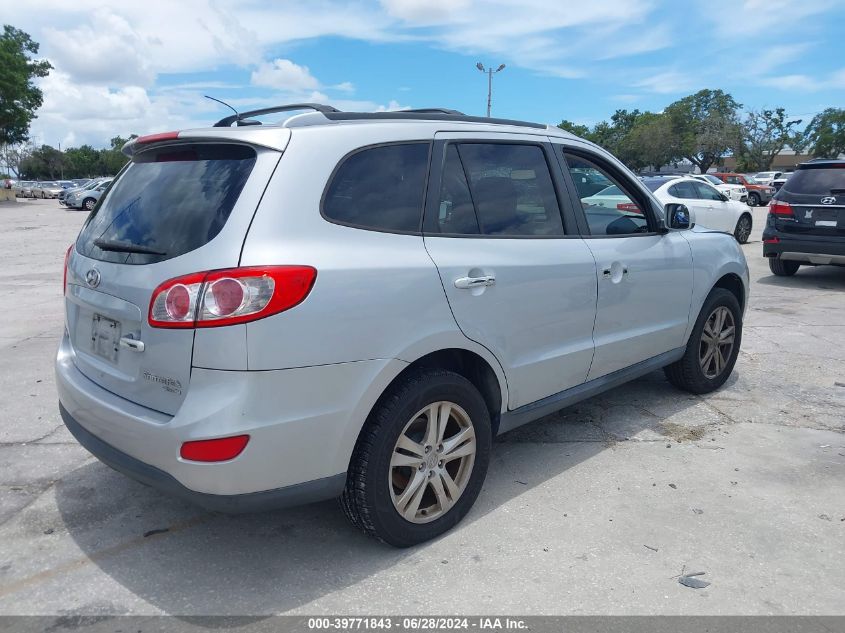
[584,234,693,379]
[424,237,598,409]
[424,133,597,409]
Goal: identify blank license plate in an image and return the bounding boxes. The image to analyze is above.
[91,314,121,363]
[815,220,837,227]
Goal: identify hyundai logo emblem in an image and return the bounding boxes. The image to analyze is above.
[820,196,837,205]
[85,269,101,288]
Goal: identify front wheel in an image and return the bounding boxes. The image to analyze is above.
[82,198,96,211]
[664,288,742,394]
[734,214,752,243]
[768,258,800,276]
[341,369,492,547]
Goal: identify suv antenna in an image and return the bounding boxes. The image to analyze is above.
[204,95,239,120]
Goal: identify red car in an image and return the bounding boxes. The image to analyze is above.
[713,173,774,207]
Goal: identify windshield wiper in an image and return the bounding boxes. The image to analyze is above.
[93,238,166,256]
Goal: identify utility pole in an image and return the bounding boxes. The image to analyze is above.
[476,62,506,118]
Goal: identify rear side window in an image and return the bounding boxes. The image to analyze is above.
[668,181,697,199]
[435,143,564,236]
[322,143,430,233]
[784,167,845,194]
[77,144,256,265]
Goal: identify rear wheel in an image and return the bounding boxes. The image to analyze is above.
[664,288,742,394]
[768,258,800,276]
[733,214,752,243]
[341,369,491,547]
[747,192,760,207]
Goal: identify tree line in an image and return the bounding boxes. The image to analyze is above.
[558,89,845,174]
[2,24,845,181]
[2,136,135,180]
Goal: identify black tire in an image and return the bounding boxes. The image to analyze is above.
[747,192,760,207]
[768,258,800,276]
[341,368,492,547]
[82,198,96,211]
[733,214,752,244]
[664,288,742,394]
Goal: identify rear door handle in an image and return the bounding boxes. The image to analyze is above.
[454,275,496,289]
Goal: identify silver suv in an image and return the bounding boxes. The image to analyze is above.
[57,104,749,546]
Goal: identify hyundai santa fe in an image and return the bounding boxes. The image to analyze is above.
[57,104,749,547]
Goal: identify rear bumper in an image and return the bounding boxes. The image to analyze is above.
[60,404,345,513]
[763,230,845,264]
[56,332,407,502]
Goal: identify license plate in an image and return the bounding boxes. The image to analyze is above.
[91,314,121,363]
[815,220,837,227]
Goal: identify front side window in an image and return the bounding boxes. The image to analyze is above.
[693,181,724,201]
[435,143,564,236]
[563,153,650,236]
[323,143,430,233]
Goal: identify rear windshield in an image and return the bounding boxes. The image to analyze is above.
[77,144,256,264]
[784,166,845,195]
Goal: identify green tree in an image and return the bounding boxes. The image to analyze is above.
[619,112,681,172]
[64,145,100,178]
[0,25,52,146]
[665,89,742,174]
[20,144,64,179]
[799,108,845,158]
[557,120,591,138]
[737,108,802,171]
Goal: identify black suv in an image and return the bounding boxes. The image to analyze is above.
[763,159,845,276]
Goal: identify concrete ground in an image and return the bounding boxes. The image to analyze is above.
[0,197,842,616]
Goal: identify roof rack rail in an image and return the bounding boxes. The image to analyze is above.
[322,111,547,129]
[213,103,341,127]
[401,108,466,115]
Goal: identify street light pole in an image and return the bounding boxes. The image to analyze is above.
[476,62,506,118]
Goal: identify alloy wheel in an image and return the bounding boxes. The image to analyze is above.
[736,217,751,243]
[699,306,735,379]
[389,401,476,524]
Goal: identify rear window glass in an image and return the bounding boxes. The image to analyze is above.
[784,166,845,194]
[77,143,256,264]
[322,143,430,233]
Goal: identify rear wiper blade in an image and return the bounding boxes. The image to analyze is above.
[93,238,166,255]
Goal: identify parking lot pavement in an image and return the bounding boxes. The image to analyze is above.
[0,197,842,616]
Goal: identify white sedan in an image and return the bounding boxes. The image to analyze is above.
[642,177,753,243]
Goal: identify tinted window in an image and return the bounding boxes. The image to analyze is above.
[323,143,429,233]
[438,143,564,236]
[642,178,668,192]
[564,154,649,236]
[669,181,698,199]
[784,166,845,194]
[77,144,256,265]
[693,181,723,201]
[436,145,480,234]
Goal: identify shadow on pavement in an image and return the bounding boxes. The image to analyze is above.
[755,264,845,290]
[53,370,708,616]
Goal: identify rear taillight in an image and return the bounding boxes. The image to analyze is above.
[617,202,642,213]
[63,244,73,295]
[768,201,794,217]
[180,435,250,462]
[148,266,317,328]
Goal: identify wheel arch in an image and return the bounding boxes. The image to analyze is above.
[713,272,746,312]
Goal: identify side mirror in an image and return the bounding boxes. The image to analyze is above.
[719,193,729,202]
[665,203,693,229]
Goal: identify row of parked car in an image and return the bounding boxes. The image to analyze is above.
[12,177,113,210]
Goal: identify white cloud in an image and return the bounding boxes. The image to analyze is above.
[251,59,320,91]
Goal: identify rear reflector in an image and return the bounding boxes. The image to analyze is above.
[180,435,250,462]
[63,244,73,295]
[149,266,317,328]
[136,131,180,144]
[769,201,794,216]
[763,237,780,244]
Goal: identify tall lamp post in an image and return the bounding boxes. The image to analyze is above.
[476,62,506,118]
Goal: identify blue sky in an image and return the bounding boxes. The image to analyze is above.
[7,0,845,147]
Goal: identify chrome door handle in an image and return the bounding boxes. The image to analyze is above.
[454,275,496,289]
[119,336,145,352]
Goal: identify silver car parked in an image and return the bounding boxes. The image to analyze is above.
[57,104,749,546]
[64,179,112,210]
